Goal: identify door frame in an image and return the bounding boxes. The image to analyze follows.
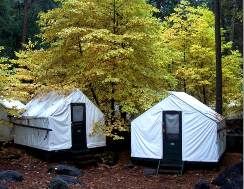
[70,103,87,150]
[162,110,182,161]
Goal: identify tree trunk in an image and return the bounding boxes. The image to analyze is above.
[183,79,186,93]
[183,44,187,93]
[214,0,223,114]
[89,84,100,107]
[110,0,117,125]
[21,0,31,44]
[202,85,207,105]
[155,0,161,10]
[230,0,237,43]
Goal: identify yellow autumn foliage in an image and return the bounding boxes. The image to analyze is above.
[13,0,175,139]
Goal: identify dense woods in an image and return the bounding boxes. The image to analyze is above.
[0,2,242,189]
[0,0,243,138]
[0,0,242,56]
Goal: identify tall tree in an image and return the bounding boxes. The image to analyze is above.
[161,0,242,114]
[221,0,243,53]
[21,0,31,44]
[149,0,243,53]
[26,0,57,44]
[13,0,174,139]
[148,0,179,20]
[214,0,222,114]
[0,0,22,57]
[148,0,213,21]
[0,0,56,57]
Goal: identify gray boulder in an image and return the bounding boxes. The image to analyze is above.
[49,177,69,189]
[48,164,82,176]
[0,170,23,182]
[212,162,243,188]
[53,175,82,185]
[0,184,8,189]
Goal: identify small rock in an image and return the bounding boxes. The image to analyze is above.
[0,170,23,182]
[49,177,69,189]
[143,168,157,176]
[194,180,210,189]
[212,162,243,186]
[101,151,119,166]
[48,164,82,176]
[53,175,82,185]
[2,154,21,160]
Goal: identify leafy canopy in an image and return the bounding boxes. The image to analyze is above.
[14,0,174,139]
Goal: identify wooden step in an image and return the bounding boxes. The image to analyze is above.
[159,163,183,168]
[158,169,181,174]
[156,160,184,175]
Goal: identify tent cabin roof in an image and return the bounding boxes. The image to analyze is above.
[0,98,25,109]
[132,91,224,125]
[169,91,224,123]
[23,89,102,118]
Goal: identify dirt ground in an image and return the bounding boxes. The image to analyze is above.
[0,146,242,189]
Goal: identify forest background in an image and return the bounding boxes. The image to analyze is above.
[0,0,242,139]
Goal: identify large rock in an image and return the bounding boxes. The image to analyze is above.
[0,184,8,189]
[194,180,210,189]
[53,175,82,185]
[212,162,243,188]
[0,170,23,182]
[48,164,82,176]
[49,177,69,189]
[219,174,243,189]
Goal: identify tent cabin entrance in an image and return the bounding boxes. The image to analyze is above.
[13,90,106,152]
[132,92,226,175]
[162,111,182,164]
[71,103,87,150]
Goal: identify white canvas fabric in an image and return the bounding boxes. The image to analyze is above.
[0,99,25,141]
[0,99,25,109]
[131,92,226,162]
[14,89,106,151]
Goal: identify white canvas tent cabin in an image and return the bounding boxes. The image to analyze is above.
[0,99,25,141]
[131,92,226,166]
[12,89,106,151]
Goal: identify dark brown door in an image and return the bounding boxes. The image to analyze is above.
[71,103,86,150]
[163,111,182,163]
